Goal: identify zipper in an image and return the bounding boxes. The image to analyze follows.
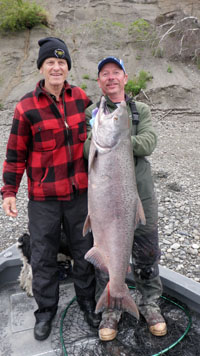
[62,94,77,189]
[38,168,48,186]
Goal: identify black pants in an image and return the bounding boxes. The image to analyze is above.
[28,192,96,321]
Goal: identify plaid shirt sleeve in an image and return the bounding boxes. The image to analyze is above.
[1,103,31,198]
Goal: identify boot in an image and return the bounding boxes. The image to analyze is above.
[134,271,167,336]
[139,303,167,336]
[34,320,52,340]
[77,298,101,328]
[34,307,57,341]
[98,309,121,341]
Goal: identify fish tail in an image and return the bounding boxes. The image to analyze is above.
[95,282,139,320]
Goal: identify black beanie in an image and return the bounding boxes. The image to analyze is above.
[37,37,71,70]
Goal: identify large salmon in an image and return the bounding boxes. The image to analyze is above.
[83,96,145,320]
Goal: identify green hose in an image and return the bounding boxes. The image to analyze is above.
[60,287,192,356]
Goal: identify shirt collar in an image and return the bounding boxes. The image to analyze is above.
[35,80,72,99]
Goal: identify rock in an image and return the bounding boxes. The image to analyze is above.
[192,244,200,249]
[171,243,181,250]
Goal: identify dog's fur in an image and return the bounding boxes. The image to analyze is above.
[17,232,72,296]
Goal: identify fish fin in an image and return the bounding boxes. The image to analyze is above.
[135,198,146,227]
[85,247,108,273]
[83,215,92,236]
[88,142,98,173]
[95,283,139,320]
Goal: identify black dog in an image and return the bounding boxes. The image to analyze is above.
[17,231,72,296]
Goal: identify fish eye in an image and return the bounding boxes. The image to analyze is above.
[114,117,118,121]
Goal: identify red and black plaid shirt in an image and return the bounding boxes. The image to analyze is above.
[1,80,92,201]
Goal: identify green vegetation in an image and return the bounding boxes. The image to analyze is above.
[82,74,90,80]
[81,83,87,90]
[0,102,4,110]
[128,18,157,51]
[128,19,150,39]
[167,66,173,73]
[125,70,153,97]
[153,47,164,58]
[111,21,125,28]
[0,0,48,32]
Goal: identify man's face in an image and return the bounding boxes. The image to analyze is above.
[97,62,128,97]
[40,57,68,89]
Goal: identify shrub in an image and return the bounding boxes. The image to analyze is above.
[82,74,90,80]
[167,66,173,73]
[125,70,153,97]
[111,21,125,28]
[81,83,87,90]
[0,0,48,32]
[128,19,150,39]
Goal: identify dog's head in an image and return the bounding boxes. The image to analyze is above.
[17,233,31,264]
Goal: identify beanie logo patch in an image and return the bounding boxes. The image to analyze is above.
[54,49,65,58]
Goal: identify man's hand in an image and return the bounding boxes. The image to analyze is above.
[2,197,18,217]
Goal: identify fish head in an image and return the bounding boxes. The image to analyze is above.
[92,96,130,150]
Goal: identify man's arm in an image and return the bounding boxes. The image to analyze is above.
[1,105,30,205]
[131,102,157,157]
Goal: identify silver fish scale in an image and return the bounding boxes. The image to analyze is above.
[85,98,143,318]
[89,135,137,265]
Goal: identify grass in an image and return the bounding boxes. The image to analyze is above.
[111,21,125,28]
[80,83,87,90]
[82,74,90,80]
[167,66,173,73]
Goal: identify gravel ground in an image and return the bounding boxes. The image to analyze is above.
[0,108,200,283]
[150,109,200,282]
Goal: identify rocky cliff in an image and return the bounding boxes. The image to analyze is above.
[0,0,200,109]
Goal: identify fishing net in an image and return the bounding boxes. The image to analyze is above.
[51,286,200,356]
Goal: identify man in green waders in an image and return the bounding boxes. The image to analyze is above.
[84,56,167,341]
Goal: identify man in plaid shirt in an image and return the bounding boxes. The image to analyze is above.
[1,37,100,341]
